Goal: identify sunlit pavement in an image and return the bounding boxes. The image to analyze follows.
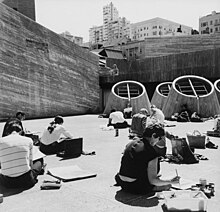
[0,115,220,211]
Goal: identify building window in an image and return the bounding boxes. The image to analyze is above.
[153,31,157,35]
[144,27,146,30]
[216,27,218,32]
[210,20,213,25]
[210,28,213,33]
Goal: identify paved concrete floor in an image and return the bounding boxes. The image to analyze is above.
[0,115,220,212]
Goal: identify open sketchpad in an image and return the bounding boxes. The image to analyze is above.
[47,165,97,182]
[171,178,197,190]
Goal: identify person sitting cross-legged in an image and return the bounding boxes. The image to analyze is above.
[0,123,44,189]
[39,116,74,155]
[115,123,180,194]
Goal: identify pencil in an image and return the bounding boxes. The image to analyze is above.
[175,169,181,189]
[175,169,178,177]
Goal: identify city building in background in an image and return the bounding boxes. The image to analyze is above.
[60,31,83,46]
[89,25,104,44]
[89,2,130,44]
[130,17,192,41]
[199,11,220,34]
[89,2,193,45]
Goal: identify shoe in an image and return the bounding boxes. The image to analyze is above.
[39,163,47,175]
[206,141,218,149]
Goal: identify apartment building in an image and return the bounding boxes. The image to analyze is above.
[89,2,130,44]
[199,11,220,34]
[89,25,104,44]
[60,31,83,46]
[103,2,119,41]
[130,17,192,41]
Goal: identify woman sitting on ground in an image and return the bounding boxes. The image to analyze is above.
[115,123,180,194]
[39,116,73,155]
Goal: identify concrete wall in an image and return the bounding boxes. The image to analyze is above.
[0,3,100,120]
[0,0,36,21]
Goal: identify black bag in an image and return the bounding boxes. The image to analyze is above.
[171,138,199,164]
[57,137,83,158]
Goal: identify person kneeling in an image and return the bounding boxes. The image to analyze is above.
[115,123,180,194]
[0,123,43,189]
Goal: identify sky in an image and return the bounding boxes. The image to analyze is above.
[35,0,220,42]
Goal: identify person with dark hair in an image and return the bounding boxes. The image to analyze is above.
[129,108,149,138]
[108,109,130,137]
[0,122,44,189]
[2,111,26,137]
[39,116,74,155]
[115,123,180,194]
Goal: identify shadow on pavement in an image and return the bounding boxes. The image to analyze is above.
[115,189,160,208]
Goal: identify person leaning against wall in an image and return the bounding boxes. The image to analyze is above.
[39,115,74,155]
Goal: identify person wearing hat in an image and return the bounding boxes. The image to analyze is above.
[2,111,26,137]
[115,123,180,194]
[129,108,149,138]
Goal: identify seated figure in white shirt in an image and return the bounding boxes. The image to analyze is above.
[108,109,130,136]
[39,116,73,155]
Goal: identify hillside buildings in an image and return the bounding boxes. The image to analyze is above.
[89,2,192,44]
[199,11,220,34]
[60,31,83,46]
[130,17,192,41]
[89,2,130,44]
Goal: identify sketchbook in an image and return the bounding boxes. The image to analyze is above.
[47,165,97,182]
[171,178,197,190]
[33,146,46,161]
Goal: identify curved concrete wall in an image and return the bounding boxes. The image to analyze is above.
[162,75,220,118]
[151,82,172,110]
[103,80,151,116]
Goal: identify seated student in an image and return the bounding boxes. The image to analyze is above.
[115,123,180,194]
[149,105,165,125]
[0,123,44,189]
[2,111,26,137]
[177,104,191,122]
[123,102,133,119]
[147,105,167,156]
[190,112,203,122]
[108,109,130,137]
[39,116,74,155]
[129,108,149,138]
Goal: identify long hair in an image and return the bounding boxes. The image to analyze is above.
[47,116,64,134]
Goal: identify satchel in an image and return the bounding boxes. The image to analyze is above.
[171,137,199,164]
[57,137,83,158]
[186,130,206,149]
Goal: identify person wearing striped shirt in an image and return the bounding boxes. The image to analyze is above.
[0,123,43,188]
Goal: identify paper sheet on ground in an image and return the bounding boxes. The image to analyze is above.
[47,165,97,182]
[33,146,46,161]
[171,178,197,190]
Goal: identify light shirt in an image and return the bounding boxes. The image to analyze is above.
[0,133,33,177]
[109,111,125,124]
[40,125,73,145]
[150,108,165,124]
